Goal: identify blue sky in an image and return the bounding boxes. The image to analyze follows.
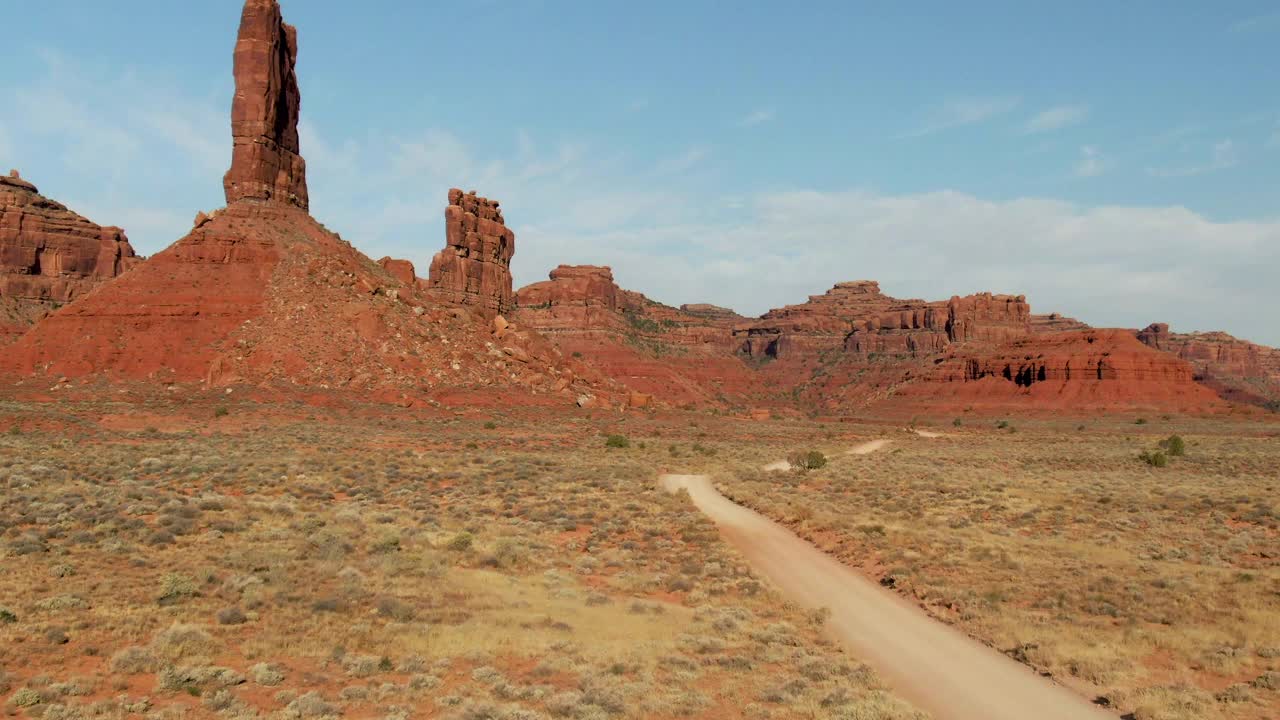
[5,1,1279,343]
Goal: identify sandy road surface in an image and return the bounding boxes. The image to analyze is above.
[660,474,1113,720]
[847,439,892,455]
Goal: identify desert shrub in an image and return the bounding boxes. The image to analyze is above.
[483,421,497,430]
[1160,435,1186,457]
[110,646,159,674]
[605,434,630,449]
[0,607,17,624]
[216,607,247,625]
[447,532,474,552]
[158,573,197,604]
[151,623,216,662]
[953,418,963,427]
[248,663,285,686]
[1135,417,1147,425]
[214,406,229,418]
[787,450,827,471]
[1138,450,1168,468]
[995,420,1009,429]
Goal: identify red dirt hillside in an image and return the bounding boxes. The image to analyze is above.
[0,170,140,341]
[1,0,599,407]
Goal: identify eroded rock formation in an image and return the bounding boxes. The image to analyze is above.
[223,0,308,209]
[425,189,515,318]
[4,0,594,407]
[0,172,140,339]
[1137,323,1280,408]
[736,281,899,359]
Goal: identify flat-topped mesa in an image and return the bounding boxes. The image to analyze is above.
[223,0,308,210]
[0,173,140,337]
[425,189,515,318]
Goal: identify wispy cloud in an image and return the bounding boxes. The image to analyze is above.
[896,96,1020,138]
[1229,11,1280,33]
[1074,146,1107,177]
[1147,139,1239,178]
[1024,104,1089,134]
[653,146,709,175]
[738,108,775,127]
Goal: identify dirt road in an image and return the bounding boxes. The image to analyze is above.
[660,474,1112,720]
[847,439,892,455]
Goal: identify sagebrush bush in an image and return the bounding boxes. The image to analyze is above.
[788,450,827,471]
[1138,450,1168,468]
[605,434,630,449]
[1160,435,1186,457]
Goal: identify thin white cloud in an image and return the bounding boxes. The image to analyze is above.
[738,108,776,127]
[1147,139,1239,178]
[897,96,1020,138]
[1230,11,1280,33]
[653,146,709,175]
[1024,104,1089,134]
[1074,145,1106,177]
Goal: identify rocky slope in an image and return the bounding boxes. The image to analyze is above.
[0,171,140,341]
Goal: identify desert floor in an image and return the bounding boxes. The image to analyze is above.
[1,394,1277,720]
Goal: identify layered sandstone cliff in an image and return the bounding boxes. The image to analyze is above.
[0,171,140,340]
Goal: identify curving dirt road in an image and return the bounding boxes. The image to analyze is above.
[660,474,1113,720]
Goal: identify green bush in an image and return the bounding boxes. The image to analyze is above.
[953,418,963,427]
[605,434,630,449]
[483,421,497,430]
[995,420,1010,429]
[447,532,474,552]
[1135,418,1147,425]
[214,406,229,418]
[1160,435,1186,457]
[1138,450,1168,468]
[787,450,827,471]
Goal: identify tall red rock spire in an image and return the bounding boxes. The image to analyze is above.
[223,0,309,210]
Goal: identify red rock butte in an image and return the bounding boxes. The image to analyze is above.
[223,0,308,209]
[424,189,516,318]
